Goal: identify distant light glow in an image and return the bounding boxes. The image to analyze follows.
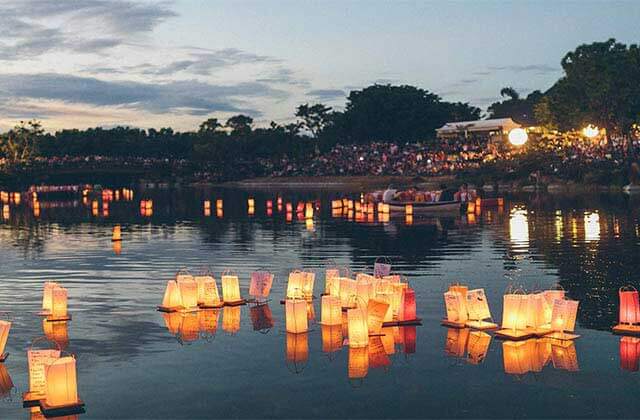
[582,125,599,139]
[584,212,600,242]
[508,128,528,146]
[509,207,529,250]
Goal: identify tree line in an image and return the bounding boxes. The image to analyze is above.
[1,38,638,167]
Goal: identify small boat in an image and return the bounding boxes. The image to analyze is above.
[387,200,462,213]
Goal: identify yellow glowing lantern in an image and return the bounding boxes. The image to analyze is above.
[222,306,241,334]
[347,307,369,348]
[390,282,408,319]
[112,225,122,241]
[33,200,41,217]
[332,200,342,209]
[286,332,309,373]
[508,128,528,146]
[321,324,343,354]
[178,279,199,311]
[216,199,223,209]
[524,293,548,333]
[0,321,10,359]
[203,200,211,211]
[348,346,369,380]
[325,268,340,296]
[466,331,491,365]
[247,198,255,208]
[305,202,313,219]
[49,287,69,321]
[356,274,374,304]
[43,356,81,411]
[301,272,315,300]
[499,291,528,332]
[320,295,342,326]
[41,282,59,315]
[285,298,308,333]
[445,327,469,358]
[542,287,565,324]
[443,290,468,326]
[367,299,390,334]
[465,288,497,329]
[582,124,599,139]
[305,218,314,231]
[159,280,182,312]
[547,298,579,340]
[405,204,413,216]
[221,274,242,304]
[196,275,222,308]
[339,277,357,308]
[27,348,61,400]
[249,271,273,301]
[286,271,305,299]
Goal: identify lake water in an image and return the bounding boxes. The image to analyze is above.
[1,187,640,419]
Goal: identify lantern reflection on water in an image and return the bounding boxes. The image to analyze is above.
[42,320,69,350]
[178,312,200,343]
[0,321,10,360]
[445,328,469,358]
[466,331,491,365]
[0,363,13,399]
[286,332,309,374]
[222,306,241,334]
[614,286,640,334]
[111,225,121,241]
[199,309,220,336]
[162,312,182,335]
[402,326,416,354]
[347,307,369,348]
[285,298,308,333]
[620,336,640,371]
[368,336,391,369]
[348,346,369,380]
[221,274,242,304]
[249,304,273,332]
[550,339,579,371]
[321,324,342,354]
[380,328,395,355]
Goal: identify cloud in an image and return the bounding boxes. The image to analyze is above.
[256,67,309,87]
[306,89,346,101]
[487,64,560,74]
[0,73,289,116]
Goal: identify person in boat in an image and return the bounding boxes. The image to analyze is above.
[439,184,457,202]
[382,185,397,203]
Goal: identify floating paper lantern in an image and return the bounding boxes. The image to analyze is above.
[321,324,342,354]
[198,309,219,335]
[500,292,528,334]
[321,295,342,326]
[367,299,390,334]
[44,356,80,410]
[355,276,373,304]
[0,321,10,359]
[50,287,69,321]
[620,336,640,372]
[222,306,241,334]
[618,286,640,326]
[249,271,274,301]
[347,307,369,348]
[373,260,392,278]
[196,275,222,308]
[445,327,469,358]
[247,198,255,208]
[542,288,565,323]
[548,298,579,339]
[249,304,273,332]
[286,202,293,213]
[305,203,313,219]
[42,282,59,315]
[444,291,468,325]
[339,277,357,308]
[325,268,340,295]
[374,292,394,322]
[399,288,417,322]
[390,282,408,319]
[332,200,342,209]
[465,288,496,329]
[302,272,315,300]
[221,274,242,304]
[525,292,548,333]
[159,280,182,311]
[286,332,309,373]
[286,271,304,299]
[27,348,61,400]
[466,331,491,364]
[112,225,121,241]
[348,346,369,380]
[178,279,199,311]
[285,298,308,333]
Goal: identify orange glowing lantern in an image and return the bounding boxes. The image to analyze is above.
[0,321,10,360]
[443,291,468,327]
[249,271,274,302]
[249,304,273,332]
[339,277,357,308]
[496,291,530,339]
[41,282,59,315]
[247,198,255,208]
[301,271,315,300]
[305,203,313,219]
[33,200,41,217]
[355,275,374,304]
[445,327,469,358]
[466,331,491,365]
[405,204,413,216]
[216,208,223,218]
[615,286,640,333]
[203,200,211,211]
[367,299,390,334]
[620,336,640,372]
[525,292,548,334]
[49,287,69,321]
[43,356,82,413]
[321,324,343,354]
[285,298,308,333]
[320,295,342,326]
[348,346,369,380]
[542,287,565,324]
[112,225,122,241]
[216,199,223,209]
[467,200,475,214]
[178,279,199,312]
[221,274,242,304]
[390,282,408,319]
[286,271,305,299]
[196,275,222,308]
[332,200,342,209]
[26,347,61,401]
[222,306,241,334]
[399,288,417,322]
[286,332,308,373]
[158,280,182,312]
[465,288,497,329]
[325,268,340,296]
[547,298,579,340]
[347,307,369,348]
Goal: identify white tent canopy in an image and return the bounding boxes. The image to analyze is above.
[436,118,521,137]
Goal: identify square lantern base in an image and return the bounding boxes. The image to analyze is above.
[223,299,246,307]
[441,319,467,329]
[544,331,580,341]
[40,399,85,417]
[45,314,72,322]
[0,353,8,362]
[465,320,498,330]
[22,392,42,408]
[382,318,422,327]
[613,324,640,336]
[157,305,180,313]
[494,329,535,340]
[198,303,224,309]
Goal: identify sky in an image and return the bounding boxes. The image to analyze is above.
[0,0,638,132]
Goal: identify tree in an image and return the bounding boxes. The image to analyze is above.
[0,119,43,163]
[295,103,332,137]
[225,115,253,136]
[198,118,222,134]
[488,88,543,125]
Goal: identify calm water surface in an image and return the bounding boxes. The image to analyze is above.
[1,187,640,419]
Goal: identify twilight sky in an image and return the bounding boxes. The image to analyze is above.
[0,0,638,132]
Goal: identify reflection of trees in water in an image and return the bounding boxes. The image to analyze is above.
[0,210,52,257]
